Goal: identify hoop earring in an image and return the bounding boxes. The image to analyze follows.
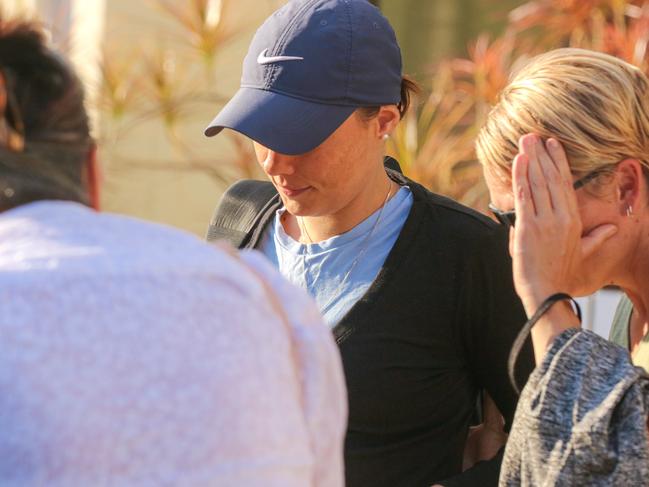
[626,204,633,217]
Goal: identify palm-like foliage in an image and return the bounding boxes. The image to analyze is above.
[390,0,649,211]
[98,0,266,184]
[151,0,240,74]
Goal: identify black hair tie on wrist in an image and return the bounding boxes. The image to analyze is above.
[508,292,582,395]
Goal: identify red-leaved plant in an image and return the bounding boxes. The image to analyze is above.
[389,0,649,211]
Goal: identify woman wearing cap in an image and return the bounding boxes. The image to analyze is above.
[476,48,649,484]
[205,1,533,486]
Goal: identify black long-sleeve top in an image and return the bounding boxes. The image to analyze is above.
[236,170,534,486]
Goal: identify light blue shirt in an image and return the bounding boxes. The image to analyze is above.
[260,186,414,327]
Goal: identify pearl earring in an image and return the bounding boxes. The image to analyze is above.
[382,134,389,141]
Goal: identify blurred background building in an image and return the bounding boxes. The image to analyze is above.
[2,0,522,234]
[3,0,637,335]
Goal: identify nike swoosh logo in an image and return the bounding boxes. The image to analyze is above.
[257,49,304,65]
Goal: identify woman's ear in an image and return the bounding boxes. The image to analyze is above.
[615,158,645,216]
[376,105,400,139]
[84,144,101,210]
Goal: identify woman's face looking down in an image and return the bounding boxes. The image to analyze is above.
[254,106,400,220]
[484,147,647,297]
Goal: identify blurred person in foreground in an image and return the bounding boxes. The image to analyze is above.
[0,18,346,486]
[203,1,534,485]
[477,48,649,485]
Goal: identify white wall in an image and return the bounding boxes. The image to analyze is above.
[577,289,622,338]
[2,0,37,17]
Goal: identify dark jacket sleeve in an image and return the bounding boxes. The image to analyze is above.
[438,224,534,487]
[461,224,534,432]
[437,448,504,487]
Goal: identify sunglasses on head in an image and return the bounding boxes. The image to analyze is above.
[488,169,605,227]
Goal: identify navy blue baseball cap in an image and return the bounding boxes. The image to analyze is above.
[204,0,403,155]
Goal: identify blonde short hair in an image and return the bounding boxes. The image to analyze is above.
[476,48,649,182]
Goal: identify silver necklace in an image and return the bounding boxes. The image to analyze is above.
[298,180,394,313]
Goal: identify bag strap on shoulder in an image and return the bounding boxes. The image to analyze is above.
[206,179,278,246]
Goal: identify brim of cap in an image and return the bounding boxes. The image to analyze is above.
[204,87,356,155]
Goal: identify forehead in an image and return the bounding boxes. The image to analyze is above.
[483,164,514,209]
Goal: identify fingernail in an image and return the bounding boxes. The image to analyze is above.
[522,136,534,151]
[518,135,527,150]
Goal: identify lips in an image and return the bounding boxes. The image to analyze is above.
[277,185,311,197]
